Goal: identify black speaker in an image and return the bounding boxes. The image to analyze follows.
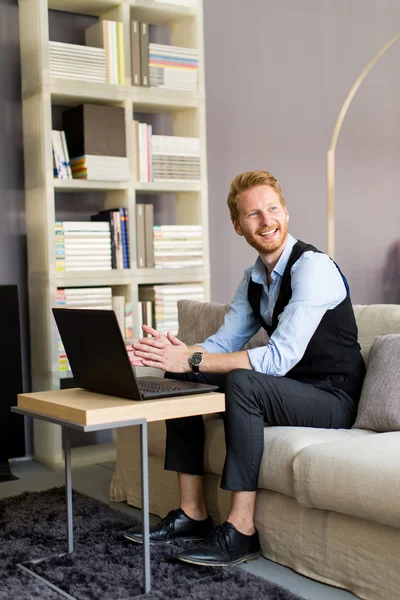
[0,285,25,479]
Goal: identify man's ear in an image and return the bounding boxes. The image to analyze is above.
[285,208,289,223]
[232,219,243,236]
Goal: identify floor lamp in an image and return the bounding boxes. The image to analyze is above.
[327,31,400,259]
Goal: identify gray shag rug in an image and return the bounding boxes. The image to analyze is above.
[0,487,304,600]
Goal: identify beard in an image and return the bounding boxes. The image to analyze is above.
[243,220,288,255]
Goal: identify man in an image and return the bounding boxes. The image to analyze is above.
[124,170,366,567]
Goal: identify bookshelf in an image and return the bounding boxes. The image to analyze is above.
[19,0,210,469]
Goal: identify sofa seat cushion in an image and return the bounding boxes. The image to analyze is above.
[294,431,400,528]
[257,426,372,497]
[146,418,374,501]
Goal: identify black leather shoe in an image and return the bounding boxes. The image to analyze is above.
[123,508,213,545]
[177,522,261,566]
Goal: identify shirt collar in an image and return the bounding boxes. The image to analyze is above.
[251,233,297,284]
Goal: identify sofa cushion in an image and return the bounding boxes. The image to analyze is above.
[176,416,373,500]
[293,431,400,528]
[354,335,400,432]
[177,299,268,349]
[257,426,372,497]
[353,304,400,364]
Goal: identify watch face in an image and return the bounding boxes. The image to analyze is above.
[190,352,203,367]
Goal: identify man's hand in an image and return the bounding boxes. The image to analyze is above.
[126,325,190,372]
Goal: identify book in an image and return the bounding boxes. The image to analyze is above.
[62,104,126,159]
[85,20,124,84]
[52,131,68,179]
[135,204,146,268]
[144,204,154,268]
[130,20,141,86]
[140,22,149,86]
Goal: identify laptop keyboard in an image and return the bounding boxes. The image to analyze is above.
[138,380,182,393]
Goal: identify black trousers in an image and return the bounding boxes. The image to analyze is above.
[164,369,358,492]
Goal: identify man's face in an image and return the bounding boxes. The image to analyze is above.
[232,185,289,256]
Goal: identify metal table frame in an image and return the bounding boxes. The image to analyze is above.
[11,407,151,598]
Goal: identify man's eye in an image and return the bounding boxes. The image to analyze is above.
[269,206,278,211]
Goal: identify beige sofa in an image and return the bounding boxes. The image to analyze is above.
[110,303,400,600]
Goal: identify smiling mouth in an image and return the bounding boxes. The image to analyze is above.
[259,228,278,238]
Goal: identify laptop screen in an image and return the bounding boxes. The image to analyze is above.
[53,308,143,400]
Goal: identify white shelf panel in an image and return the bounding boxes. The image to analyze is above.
[54,179,130,192]
[49,78,126,106]
[132,87,203,111]
[128,0,197,24]
[56,269,132,287]
[135,181,201,194]
[135,267,204,285]
[48,0,120,16]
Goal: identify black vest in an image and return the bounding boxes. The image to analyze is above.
[248,240,366,399]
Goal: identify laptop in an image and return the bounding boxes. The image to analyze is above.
[52,308,218,401]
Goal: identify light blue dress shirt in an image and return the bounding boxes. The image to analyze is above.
[199,234,347,376]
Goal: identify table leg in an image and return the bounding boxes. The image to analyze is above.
[140,421,151,594]
[63,427,74,554]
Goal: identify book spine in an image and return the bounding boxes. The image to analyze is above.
[135,203,146,268]
[120,207,129,268]
[60,131,72,179]
[52,131,68,179]
[140,22,149,86]
[130,20,141,86]
[144,204,154,268]
[132,120,140,180]
[117,21,125,85]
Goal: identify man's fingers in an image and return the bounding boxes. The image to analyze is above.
[133,343,163,355]
[142,324,163,339]
[135,350,163,364]
[138,338,165,349]
[166,331,185,346]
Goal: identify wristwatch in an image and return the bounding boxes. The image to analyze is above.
[189,351,203,374]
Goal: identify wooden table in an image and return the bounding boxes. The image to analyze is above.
[12,388,225,597]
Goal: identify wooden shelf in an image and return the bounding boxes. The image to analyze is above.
[48,0,121,16]
[132,87,203,112]
[56,270,132,287]
[135,181,201,193]
[19,0,209,470]
[135,267,205,285]
[128,0,197,24]
[49,78,126,106]
[54,179,130,192]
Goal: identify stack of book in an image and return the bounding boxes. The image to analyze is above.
[49,41,106,83]
[63,104,130,182]
[85,20,125,85]
[132,125,200,183]
[69,155,130,181]
[149,43,198,92]
[52,130,72,179]
[91,208,130,269]
[153,225,203,269]
[152,135,200,182]
[139,283,204,335]
[56,286,113,372]
[55,221,112,273]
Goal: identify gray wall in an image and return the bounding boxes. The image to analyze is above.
[203,0,400,304]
